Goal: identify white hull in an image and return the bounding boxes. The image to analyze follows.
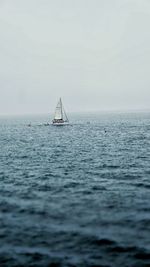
[52,122,69,126]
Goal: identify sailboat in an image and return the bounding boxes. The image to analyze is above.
[52,98,69,125]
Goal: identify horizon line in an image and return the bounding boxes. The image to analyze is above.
[0,108,150,117]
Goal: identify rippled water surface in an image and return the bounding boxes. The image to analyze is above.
[0,113,150,267]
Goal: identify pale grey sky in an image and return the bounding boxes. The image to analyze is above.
[0,0,150,115]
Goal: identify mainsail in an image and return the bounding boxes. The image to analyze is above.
[54,98,63,120]
[53,98,69,124]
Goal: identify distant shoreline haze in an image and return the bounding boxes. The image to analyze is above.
[0,109,150,118]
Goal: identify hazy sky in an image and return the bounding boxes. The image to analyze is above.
[0,0,150,115]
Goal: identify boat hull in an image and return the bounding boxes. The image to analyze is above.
[52,122,69,126]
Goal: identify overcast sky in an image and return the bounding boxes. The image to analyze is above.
[0,0,150,115]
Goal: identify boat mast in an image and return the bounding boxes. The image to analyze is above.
[60,98,63,120]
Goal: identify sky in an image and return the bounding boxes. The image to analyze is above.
[0,0,150,115]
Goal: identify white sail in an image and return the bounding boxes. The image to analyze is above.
[62,105,69,122]
[53,98,69,125]
[54,98,63,120]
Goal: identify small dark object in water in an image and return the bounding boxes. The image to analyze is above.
[27,123,31,127]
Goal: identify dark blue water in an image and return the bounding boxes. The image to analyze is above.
[0,112,150,267]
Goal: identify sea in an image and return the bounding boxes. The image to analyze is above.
[0,112,150,267]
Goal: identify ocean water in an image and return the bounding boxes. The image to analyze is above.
[0,112,150,267]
